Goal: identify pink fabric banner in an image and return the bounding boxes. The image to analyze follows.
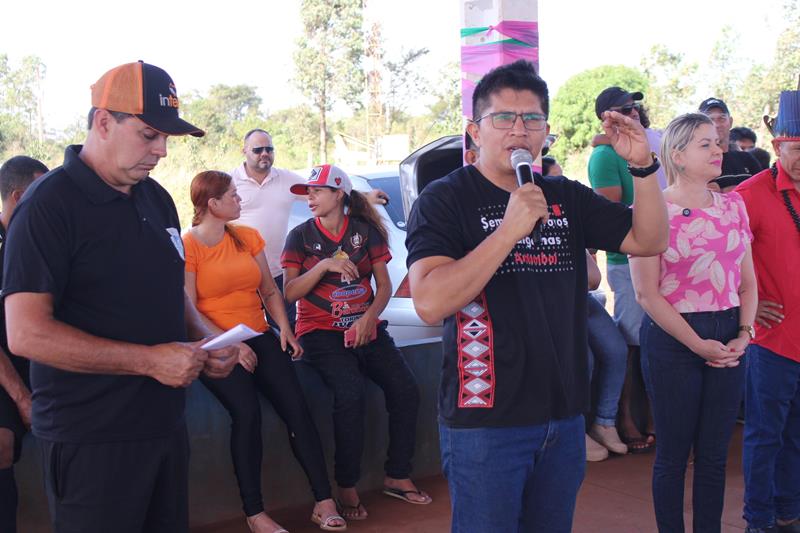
[460,21,539,118]
[485,20,539,47]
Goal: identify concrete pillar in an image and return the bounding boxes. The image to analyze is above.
[460,0,540,166]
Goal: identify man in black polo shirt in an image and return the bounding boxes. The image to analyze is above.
[2,62,237,533]
[0,156,48,533]
[405,60,668,532]
[700,97,762,192]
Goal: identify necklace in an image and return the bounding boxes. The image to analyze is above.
[771,164,800,236]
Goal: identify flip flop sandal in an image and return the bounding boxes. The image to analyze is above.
[311,511,348,531]
[335,499,368,521]
[622,436,654,454]
[382,486,433,505]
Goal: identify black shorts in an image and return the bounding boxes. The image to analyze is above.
[40,424,189,533]
[0,355,30,463]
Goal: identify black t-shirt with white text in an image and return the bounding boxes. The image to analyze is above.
[405,165,632,428]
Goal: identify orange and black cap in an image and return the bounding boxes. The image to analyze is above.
[91,61,205,137]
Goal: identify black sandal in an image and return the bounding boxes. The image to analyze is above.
[335,499,368,521]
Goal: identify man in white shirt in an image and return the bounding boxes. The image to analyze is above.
[231,129,386,325]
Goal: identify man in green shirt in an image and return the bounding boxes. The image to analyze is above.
[587,86,654,454]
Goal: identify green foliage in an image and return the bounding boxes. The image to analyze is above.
[383,47,430,132]
[639,44,698,128]
[0,53,62,165]
[549,66,648,162]
[421,62,463,144]
[294,0,365,162]
[706,26,744,102]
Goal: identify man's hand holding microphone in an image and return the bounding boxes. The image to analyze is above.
[500,148,549,245]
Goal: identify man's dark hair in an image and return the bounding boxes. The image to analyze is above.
[87,107,133,130]
[541,155,557,177]
[471,60,549,121]
[749,147,771,170]
[638,105,652,129]
[730,126,757,144]
[244,128,271,142]
[464,132,475,150]
[0,155,49,201]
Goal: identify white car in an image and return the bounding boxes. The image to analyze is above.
[288,170,442,342]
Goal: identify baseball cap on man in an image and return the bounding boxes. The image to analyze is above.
[699,97,730,115]
[290,164,353,195]
[91,61,205,137]
[595,87,644,119]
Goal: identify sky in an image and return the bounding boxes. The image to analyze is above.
[0,0,788,133]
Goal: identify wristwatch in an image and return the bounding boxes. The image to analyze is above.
[627,152,660,178]
[738,325,755,340]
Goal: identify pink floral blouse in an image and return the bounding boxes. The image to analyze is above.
[659,192,752,312]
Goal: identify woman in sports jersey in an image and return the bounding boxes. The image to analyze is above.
[282,164,431,521]
[185,171,345,533]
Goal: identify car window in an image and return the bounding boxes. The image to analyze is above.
[367,177,406,230]
[288,199,312,234]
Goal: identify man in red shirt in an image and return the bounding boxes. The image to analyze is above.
[735,88,800,533]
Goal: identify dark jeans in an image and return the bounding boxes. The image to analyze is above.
[743,344,800,529]
[201,332,331,516]
[439,416,586,533]
[267,274,296,331]
[0,355,29,532]
[640,308,745,533]
[40,425,189,533]
[299,325,420,487]
[587,293,627,426]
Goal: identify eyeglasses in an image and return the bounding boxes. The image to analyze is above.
[610,103,642,116]
[475,111,547,131]
[251,146,275,155]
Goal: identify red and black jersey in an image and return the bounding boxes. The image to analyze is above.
[282,216,391,338]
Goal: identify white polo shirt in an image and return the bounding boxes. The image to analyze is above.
[230,163,307,278]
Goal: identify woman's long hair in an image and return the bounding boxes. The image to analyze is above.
[660,113,714,186]
[189,170,245,251]
[344,190,389,245]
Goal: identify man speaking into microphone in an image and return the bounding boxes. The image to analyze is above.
[405,60,667,533]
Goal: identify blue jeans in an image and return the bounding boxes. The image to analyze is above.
[743,344,800,529]
[607,263,645,346]
[439,416,585,533]
[640,308,745,533]
[587,293,627,426]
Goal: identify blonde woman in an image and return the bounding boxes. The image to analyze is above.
[631,113,757,533]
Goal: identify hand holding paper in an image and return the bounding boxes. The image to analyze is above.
[201,324,261,351]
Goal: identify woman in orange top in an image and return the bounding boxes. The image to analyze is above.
[184,171,345,533]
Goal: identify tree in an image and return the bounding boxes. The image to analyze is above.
[0,54,49,160]
[294,0,365,163]
[639,44,698,128]
[705,25,746,102]
[549,66,648,162]
[421,62,462,143]
[383,47,430,132]
[732,1,800,136]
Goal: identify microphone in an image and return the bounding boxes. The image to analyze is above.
[510,148,544,244]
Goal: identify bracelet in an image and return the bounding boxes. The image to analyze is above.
[627,152,660,178]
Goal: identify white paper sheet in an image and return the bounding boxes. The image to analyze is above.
[201,324,261,350]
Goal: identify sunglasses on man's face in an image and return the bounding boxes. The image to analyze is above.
[611,103,642,116]
[251,146,275,155]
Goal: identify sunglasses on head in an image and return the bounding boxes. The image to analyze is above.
[611,102,642,116]
[251,146,274,155]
